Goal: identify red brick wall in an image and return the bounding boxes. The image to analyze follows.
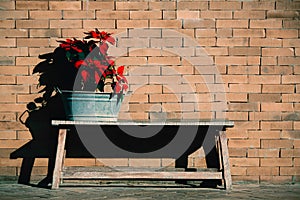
[0,0,299,183]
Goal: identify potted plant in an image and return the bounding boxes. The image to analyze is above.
[32,29,128,121]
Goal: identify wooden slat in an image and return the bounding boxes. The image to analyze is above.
[52,120,234,127]
[51,129,67,189]
[63,171,223,180]
[219,131,232,190]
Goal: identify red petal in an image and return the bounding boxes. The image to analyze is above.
[106,36,115,45]
[81,70,89,82]
[100,43,108,55]
[117,66,124,76]
[75,60,83,69]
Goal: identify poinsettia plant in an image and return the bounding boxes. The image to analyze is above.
[33,29,128,105]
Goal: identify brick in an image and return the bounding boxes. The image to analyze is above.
[283,20,300,29]
[261,121,293,130]
[16,20,49,28]
[217,38,248,47]
[0,112,16,122]
[281,149,300,157]
[267,11,300,19]
[232,175,259,183]
[50,20,82,28]
[177,1,207,10]
[248,131,281,139]
[262,48,294,56]
[231,167,247,176]
[216,56,247,65]
[261,57,277,66]
[0,1,15,10]
[0,29,28,38]
[262,138,293,148]
[63,11,95,19]
[228,66,259,75]
[203,47,228,56]
[262,85,294,93]
[183,19,215,29]
[216,29,232,37]
[229,139,260,148]
[151,38,182,48]
[125,76,148,85]
[0,167,16,176]
[210,2,241,10]
[29,11,62,19]
[283,39,300,47]
[16,1,48,10]
[129,103,161,112]
[82,2,114,10]
[243,2,275,10]
[176,11,198,19]
[248,149,279,158]
[261,66,293,75]
[296,158,300,166]
[148,57,180,65]
[0,57,15,66]
[115,57,147,66]
[130,11,162,20]
[249,75,280,84]
[150,20,181,28]
[278,57,300,65]
[282,75,300,84]
[201,11,232,19]
[18,38,50,48]
[260,175,292,183]
[30,29,61,38]
[182,75,214,84]
[234,11,266,19]
[195,38,216,47]
[117,2,148,10]
[250,94,281,102]
[228,103,260,112]
[247,56,260,65]
[282,94,300,102]
[250,38,282,47]
[281,130,300,139]
[0,47,28,57]
[163,11,176,19]
[229,148,247,157]
[217,20,248,28]
[0,20,15,28]
[280,167,300,176]
[261,158,292,167]
[262,103,293,112]
[0,11,28,19]
[118,38,149,48]
[229,47,260,56]
[229,84,261,93]
[230,158,259,167]
[247,167,279,176]
[49,1,81,10]
[267,30,298,39]
[117,20,148,28]
[218,75,247,84]
[0,158,22,167]
[234,121,260,130]
[250,112,281,121]
[96,11,129,20]
[149,94,180,103]
[0,75,15,84]
[224,93,248,102]
[233,29,265,37]
[250,20,282,28]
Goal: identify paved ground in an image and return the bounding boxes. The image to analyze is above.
[0,181,299,200]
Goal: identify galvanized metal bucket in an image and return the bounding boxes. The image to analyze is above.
[59,90,122,122]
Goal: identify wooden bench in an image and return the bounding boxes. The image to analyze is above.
[51,120,234,190]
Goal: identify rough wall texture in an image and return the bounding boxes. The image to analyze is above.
[0,0,299,183]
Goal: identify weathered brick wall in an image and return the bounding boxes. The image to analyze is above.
[0,0,299,183]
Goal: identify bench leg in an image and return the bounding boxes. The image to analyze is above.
[51,129,67,189]
[219,131,232,190]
